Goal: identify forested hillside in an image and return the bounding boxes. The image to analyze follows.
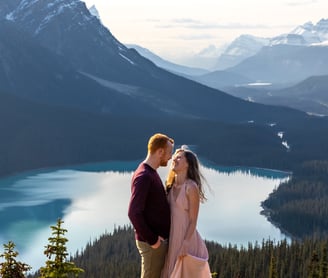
[263,160,328,239]
[0,90,301,178]
[27,226,328,278]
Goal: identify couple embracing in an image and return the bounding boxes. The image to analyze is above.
[128,133,211,278]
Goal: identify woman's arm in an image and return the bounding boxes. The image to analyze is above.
[180,181,200,256]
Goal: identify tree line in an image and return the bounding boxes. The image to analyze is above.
[263,160,328,239]
[22,225,328,278]
[2,89,328,179]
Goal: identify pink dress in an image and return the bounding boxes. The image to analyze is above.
[161,181,211,278]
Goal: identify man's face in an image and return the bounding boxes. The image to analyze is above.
[159,141,173,167]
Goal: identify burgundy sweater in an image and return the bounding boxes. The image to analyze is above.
[128,163,170,245]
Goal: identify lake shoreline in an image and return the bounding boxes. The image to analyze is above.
[0,159,292,272]
[0,157,292,182]
[260,205,298,241]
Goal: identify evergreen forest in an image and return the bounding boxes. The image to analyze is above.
[263,160,328,239]
[24,225,328,278]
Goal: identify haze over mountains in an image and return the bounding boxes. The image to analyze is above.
[129,17,328,116]
[0,0,328,177]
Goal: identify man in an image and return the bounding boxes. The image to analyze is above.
[128,133,174,278]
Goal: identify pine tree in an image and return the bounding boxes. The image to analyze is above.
[269,254,278,278]
[0,241,31,278]
[309,251,320,278]
[319,243,328,278]
[39,219,84,278]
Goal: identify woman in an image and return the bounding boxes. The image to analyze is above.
[161,146,211,278]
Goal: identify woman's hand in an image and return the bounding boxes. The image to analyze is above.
[179,239,189,258]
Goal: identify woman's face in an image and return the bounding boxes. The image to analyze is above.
[172,151,189,174]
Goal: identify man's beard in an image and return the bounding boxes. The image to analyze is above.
[160,158,168,167]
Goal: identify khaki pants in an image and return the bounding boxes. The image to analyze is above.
[136,239,168,278]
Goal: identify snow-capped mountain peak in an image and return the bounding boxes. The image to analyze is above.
[213,34,269,70]
[224,34,269,56]
[291,21,314,35]
[214,18,328,71]
[0,0,136,72]
[268,19,328,47]
[286,20,321,45]
[316,18,328,40]
[88,4,101,21]
[4,0,94,35]
[6,0,39,21]
[270,33,310,46]
[285,18,328,45]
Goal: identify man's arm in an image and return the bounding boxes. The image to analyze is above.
[128,174,158,245]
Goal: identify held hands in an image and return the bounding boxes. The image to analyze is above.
[151,236,164,249]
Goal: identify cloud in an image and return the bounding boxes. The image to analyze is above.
[145,18,161,23]
[172,18,202,24]
[286,0,318,6]
[173,34,218,41]
[156,18,282,30]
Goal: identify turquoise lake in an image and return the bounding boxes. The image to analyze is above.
[0,160,290,272]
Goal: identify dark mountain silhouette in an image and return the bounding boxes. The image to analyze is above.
[0,89,299,177]
[257,75,328,116]
[273,75,328,101]
[0,0,317,124]
[0,0,328,178]
[0,20,156,115]
[223,75,328,116]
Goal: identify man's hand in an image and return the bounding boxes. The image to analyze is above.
[151,236,164,249]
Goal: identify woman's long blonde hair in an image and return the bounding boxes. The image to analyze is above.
[165,146,207,202]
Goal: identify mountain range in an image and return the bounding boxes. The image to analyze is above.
[129,18,328,116]
[126,44,209,77]
[131,18,328,80]
[217,19,328,71]
[0,0,328,177]
[0,0,258,121]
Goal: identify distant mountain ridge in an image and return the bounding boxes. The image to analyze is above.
[128,19,328,73]
[222,75,328,116]
[215,18,328,71]
[213,35,270,70]
[127,18,328,89]
[288,19,328,44]
[196,18,328,115]
[226,44,328,83]
[126,44,209,77]
[261,75,328,115]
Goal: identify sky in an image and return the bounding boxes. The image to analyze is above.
[83,0,328,68]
